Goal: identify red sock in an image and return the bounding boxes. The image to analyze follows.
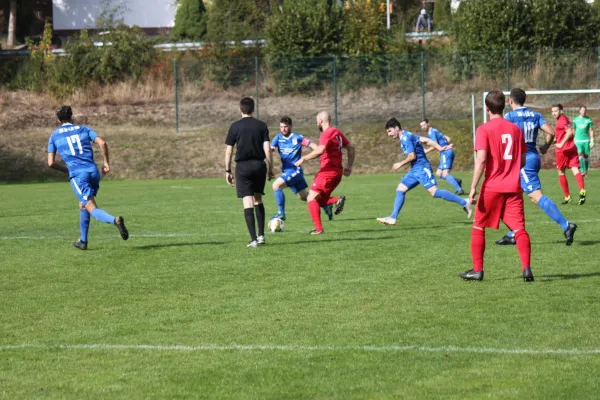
[308,200,323,231]
[514,229,531,271]
[326,196,339,206]
[575,173,585,191]
[470,228,485,272]
[559,175,570,197]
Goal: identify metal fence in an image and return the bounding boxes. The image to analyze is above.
[173,47,600,131]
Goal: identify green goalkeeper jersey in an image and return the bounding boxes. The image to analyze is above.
[573,115,593,142]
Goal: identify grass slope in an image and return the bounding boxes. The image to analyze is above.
[1,172,600,399]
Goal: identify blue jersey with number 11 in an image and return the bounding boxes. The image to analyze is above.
[504,107,546,154]
[48,123,99,176]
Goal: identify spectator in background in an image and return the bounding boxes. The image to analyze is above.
[416,9,432,33]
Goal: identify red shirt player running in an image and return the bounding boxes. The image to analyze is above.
[295,111,355,234]
[552,103,586,205]
[460,90,534,282]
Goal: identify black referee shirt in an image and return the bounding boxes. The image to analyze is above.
[225,117,270,162]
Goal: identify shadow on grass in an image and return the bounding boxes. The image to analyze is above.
[540,272,600,281]
[577,241,600,246]
[135,241,225,250]
[276,235,399,246]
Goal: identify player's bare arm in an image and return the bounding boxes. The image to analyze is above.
[225,145,234,186]
[94,136,110,176]
[263,141,274,180]
[469,149,487,205]
[419,137,453,152]
[295,144,325,167]
[47,152,69,174]
[538,123,555,154]
[424,146,436,154]
[590,126,595,147]
[344,142,355,176]
[393,152,416,170]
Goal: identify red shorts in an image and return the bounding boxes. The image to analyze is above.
[556,148,580,170]
[311,170,342,200]
[474,187,525,231]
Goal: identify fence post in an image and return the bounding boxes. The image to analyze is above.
[505,48,511,91]
[174,58,179,133]
[333,55,339,126]
[597,47,600,90]
[420,51,426,119]
[254,56,260,119]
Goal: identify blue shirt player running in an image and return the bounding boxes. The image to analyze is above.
[495,89,577,246]
[376,118,472,226]
[420,119,464,195]
[270,116,333,221]
[47,106,129,250]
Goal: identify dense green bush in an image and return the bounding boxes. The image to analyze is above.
[171,0,208,41]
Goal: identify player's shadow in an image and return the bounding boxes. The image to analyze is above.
[540,272,600,281]
[277,235,398,245]
[576,240,600,246]
[135,241,225,250]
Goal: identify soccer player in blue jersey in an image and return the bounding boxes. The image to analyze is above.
[420,119,464,194]
[495,89,577,246]
[47,106,129,250]
[270,116,334,221]
[376,118,472,225]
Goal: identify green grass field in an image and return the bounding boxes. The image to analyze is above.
[2,171,600,399]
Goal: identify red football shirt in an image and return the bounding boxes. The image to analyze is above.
[554,114,575,153]
[319,126,349,172]
[475,118,526,193]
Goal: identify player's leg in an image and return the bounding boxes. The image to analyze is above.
[271,177,288,220]
[438,152,463,194]
[252,162,268,245]
[306,189,324,234]
[576,141,589,176]
[460,188,501,281]
[73,202,90,250]
[376,175,415,225]
[570,159,586,205]
[423,166,471,217]
[298,187,334,221]
[73,172,128,241]
[557,167,571,203]
[504,194,533,281]
[237,162,259,246]
[253,193,266,245]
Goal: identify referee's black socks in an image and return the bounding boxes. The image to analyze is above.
[254,203,265,237]
[244,208,257,242]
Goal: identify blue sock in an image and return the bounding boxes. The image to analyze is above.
[91,208,116,224]
[391,190,406,219]
[539,195,569,231]
[507,231,515,238]
[433,189,467,207]
[274,189,285,215]
[444,174,462,192]
[80,209,90,242]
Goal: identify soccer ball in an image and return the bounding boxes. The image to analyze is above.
[268,217,284,233]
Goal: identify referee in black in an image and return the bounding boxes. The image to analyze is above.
[225,97,274,247]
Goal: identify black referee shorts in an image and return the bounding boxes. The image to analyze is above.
[235,160,267,198]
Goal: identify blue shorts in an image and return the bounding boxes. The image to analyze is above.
[281,167,308,194]
[520,152,542,194]
[438,150,454,170]
[70,169,101,205]
[401,165,437,191]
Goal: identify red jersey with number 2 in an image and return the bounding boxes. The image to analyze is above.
[475,118,526,193]
[319,126,350,172]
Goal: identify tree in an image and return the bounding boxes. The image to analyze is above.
[8,0,17,48]
[171,0,207,41]
[433,0,452,31]
[206,0,272,42]
[264,0,345,57]
[452,0,533,51]
[343,0,388,55]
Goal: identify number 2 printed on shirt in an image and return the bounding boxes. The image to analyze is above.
[501,133,513,160]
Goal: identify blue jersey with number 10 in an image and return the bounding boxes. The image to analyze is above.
[48,123,99,177]
[504,107,546,154]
